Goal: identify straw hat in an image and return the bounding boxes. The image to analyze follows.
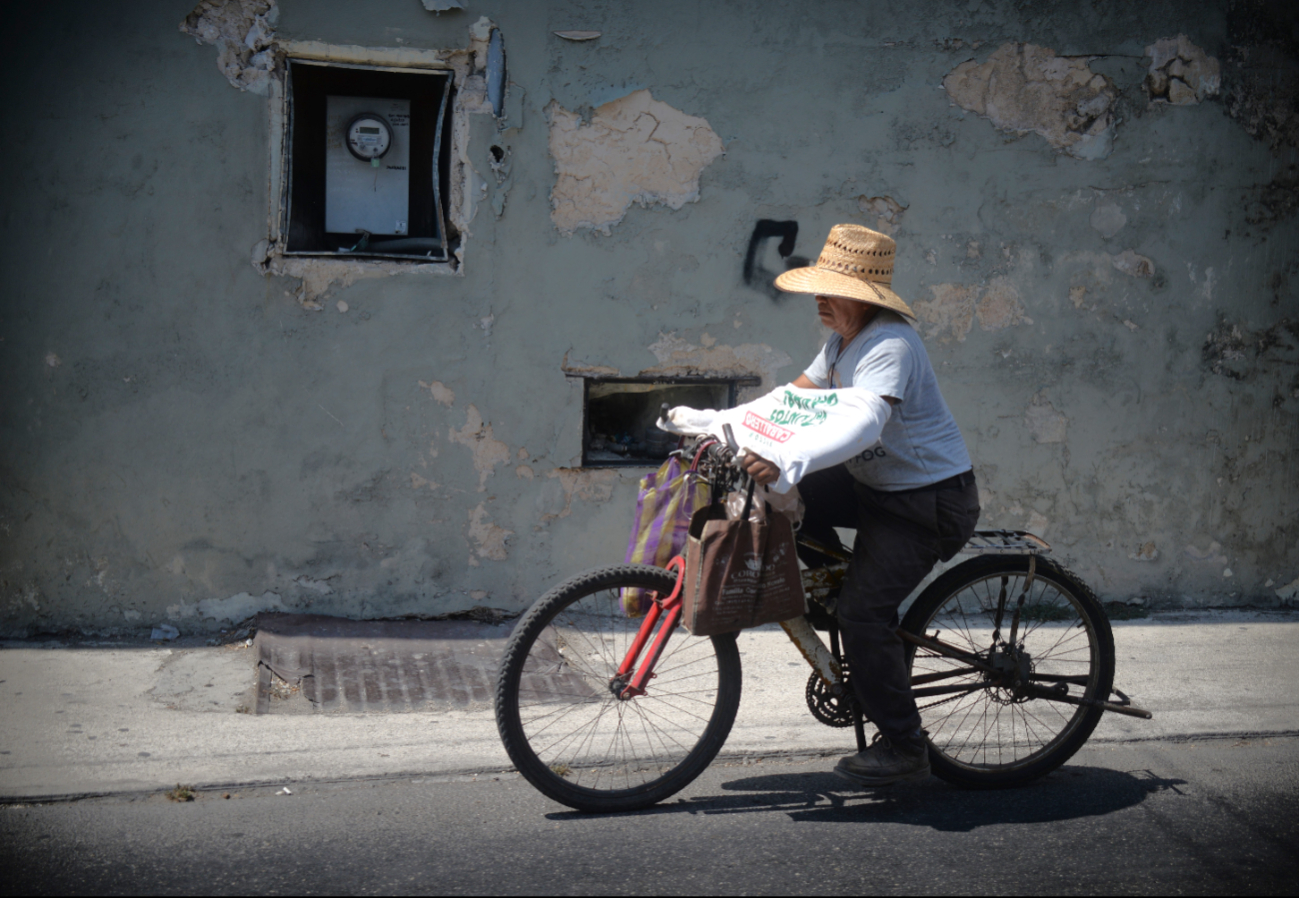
[774,224,915,319]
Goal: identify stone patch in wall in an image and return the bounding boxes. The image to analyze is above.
[180,0,278,95]
[1144,35,1221,106]
[548,90,725,235]
[943,43,1118,160]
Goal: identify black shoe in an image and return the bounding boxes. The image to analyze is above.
[834,734,931,786]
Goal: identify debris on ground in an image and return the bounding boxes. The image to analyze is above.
[165,784,195,802]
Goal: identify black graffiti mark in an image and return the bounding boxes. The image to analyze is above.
[742,220,811,300]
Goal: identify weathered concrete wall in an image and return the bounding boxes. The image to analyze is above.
[2,0,1297,636]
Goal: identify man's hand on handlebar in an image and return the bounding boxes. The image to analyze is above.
[740,452,780,486]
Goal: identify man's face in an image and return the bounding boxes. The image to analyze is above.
[815,294,873,338]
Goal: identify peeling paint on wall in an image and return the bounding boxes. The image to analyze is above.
[547,90,725,235]
[1025,392,1068,444]
[180,0,278,95]
[857,196,907,235]
[944,43,1118,160]
[254,252,452,308]
[1111,249,1154,279]
[168,591,286,624]
[419,380,456,406]
[1090,202,1127,238]
[1144,35,1221,106]
[467,503,511,563]
[448,405,512,490]
[8,1,1299,637]
[560,351,621,377]
[643,333,792,393]
[976,277,1029,331]
[542,469,619,522]
[1201,317,1299,384]
[1220,2,1299,149]
[913,277,1031,343]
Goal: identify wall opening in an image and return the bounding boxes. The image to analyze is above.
[581,377,759,467]
[284,59,456,261]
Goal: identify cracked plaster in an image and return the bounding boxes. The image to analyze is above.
[1144,35,1221,106]
[944,43,1118,160]
[7,1,1298,638]
[181,0,278,95]
[547,90,725,236]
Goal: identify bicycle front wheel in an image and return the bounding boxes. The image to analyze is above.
[495,564,742,813]
[901,555,1115,789]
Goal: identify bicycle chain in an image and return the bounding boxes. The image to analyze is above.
[917,691,969,712]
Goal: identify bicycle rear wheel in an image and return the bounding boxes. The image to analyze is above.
[901,555,1115,789]
[495,564,742,813]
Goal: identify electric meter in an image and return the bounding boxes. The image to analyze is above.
[344,113,393,161]
[326,96,411,236]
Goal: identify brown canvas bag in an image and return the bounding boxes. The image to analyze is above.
[681,485,807,636]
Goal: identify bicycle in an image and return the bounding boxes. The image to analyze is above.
[495,437,1151,813]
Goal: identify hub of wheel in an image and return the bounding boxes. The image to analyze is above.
[986,644,1035,705]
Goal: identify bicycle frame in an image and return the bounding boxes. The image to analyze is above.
[613,534,1151,721]
[615,556,686,699]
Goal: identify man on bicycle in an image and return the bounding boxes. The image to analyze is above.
[743,223,981,786]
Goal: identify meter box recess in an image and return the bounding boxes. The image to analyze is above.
[282,60,453,261]
[325,96,411,236]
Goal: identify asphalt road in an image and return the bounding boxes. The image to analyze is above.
[3,735,1297,896]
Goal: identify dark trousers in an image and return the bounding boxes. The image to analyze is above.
[796,465,981,744]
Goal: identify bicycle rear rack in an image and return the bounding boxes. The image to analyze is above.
[961,530,1051,555]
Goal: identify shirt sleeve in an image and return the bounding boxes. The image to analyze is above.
[802,338,835,388]
[851,335,913,400]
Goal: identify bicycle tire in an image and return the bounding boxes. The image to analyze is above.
[495,564,742,813]
[901,554,1115,789]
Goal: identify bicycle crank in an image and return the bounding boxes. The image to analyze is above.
[805,670,859,728]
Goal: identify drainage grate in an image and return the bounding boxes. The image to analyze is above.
[253,613,516,715]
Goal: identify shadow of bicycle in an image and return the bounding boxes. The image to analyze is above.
[546,766,1187,831]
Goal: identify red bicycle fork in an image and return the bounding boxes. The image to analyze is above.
[615,556,686,699]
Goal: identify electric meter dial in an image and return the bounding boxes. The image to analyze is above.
[345,113,393,161]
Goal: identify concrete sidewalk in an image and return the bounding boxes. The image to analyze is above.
[2,610,1297,801]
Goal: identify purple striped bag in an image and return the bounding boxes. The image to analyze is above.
[621,455,712,616]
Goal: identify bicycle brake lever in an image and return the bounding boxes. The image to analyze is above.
[721,423,739,454]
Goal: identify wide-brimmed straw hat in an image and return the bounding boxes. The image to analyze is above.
[774,224,915,319]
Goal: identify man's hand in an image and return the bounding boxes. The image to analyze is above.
[740,452,780,486]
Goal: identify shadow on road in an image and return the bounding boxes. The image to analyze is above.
[547,765,1187,831]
